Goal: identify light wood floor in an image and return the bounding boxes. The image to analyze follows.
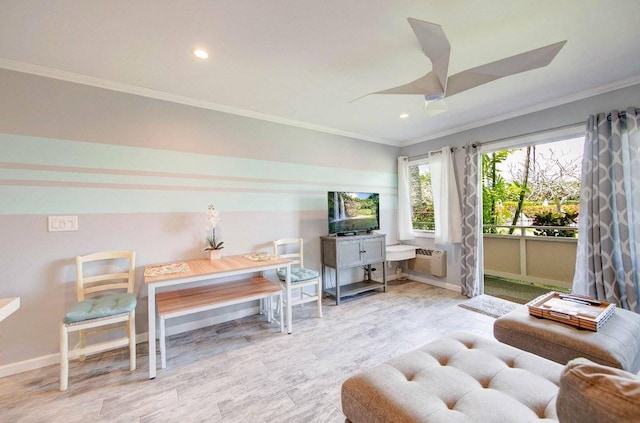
[0,281,495,422]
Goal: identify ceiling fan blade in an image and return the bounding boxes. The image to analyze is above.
[407,18,451,93]
[373,71,443,96]
[445,40,567,97]
[349,71,442,102]
[350,18,451,103]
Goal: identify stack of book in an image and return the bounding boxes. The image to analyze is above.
[527,292,615,331]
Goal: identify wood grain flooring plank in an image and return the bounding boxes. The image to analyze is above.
[0,281,494,422]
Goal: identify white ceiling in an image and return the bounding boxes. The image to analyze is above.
[1,0,639,147]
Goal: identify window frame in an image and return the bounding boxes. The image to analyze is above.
[407,157,436,238]
[479,123,584,237]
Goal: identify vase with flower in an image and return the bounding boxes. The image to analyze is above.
[204,204,224,260]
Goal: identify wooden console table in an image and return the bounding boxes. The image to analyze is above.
[145,255,291,379]
[320,234,386,305]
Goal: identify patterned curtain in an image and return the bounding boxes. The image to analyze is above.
[460,144,483,297]
[572,107,640,313]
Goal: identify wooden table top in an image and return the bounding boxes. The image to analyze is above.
[144,254,292,284]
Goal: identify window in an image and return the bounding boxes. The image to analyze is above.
[408,159,434,231]
[482,136,583,237]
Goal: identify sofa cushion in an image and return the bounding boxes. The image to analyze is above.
[342,331,563,423]
[557,358,640,423]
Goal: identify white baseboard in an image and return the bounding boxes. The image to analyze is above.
[0,307,261,378]
[407,274,461,292]
[0,353,60,378]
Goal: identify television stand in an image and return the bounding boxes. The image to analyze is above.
[320,234,386,305]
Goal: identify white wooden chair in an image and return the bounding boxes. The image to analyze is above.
[273,238,323,322]
[59,251,137,391]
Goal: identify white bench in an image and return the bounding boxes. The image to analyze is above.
[156,276,282,369]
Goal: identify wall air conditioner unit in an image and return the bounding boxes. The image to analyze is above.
[408,248,446,277]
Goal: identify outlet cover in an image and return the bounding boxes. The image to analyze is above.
[48,216,78,232]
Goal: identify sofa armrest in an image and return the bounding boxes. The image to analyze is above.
[557,358,640,423]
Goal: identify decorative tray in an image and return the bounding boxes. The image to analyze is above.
[527,291,615,331]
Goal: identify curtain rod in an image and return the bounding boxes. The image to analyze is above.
[472,108,638,148]
[408,121,583,159]
[470,121,585,149]
[407,147,456,161]
[606,108,638,121]
[407,106,637,157]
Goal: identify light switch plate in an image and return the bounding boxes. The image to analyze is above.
[48,216,78,232]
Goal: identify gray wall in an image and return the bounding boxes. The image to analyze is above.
[2,65,637,374]
[0,68,398,372]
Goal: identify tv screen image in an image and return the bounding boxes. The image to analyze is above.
[328,191,380,235]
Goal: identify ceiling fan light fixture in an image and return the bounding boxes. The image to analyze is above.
[424,98,448,116]
[193,49,209,59]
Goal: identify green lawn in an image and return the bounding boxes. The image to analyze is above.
[484,275,569,304]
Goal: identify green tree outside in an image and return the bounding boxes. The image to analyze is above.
[482,141,582,237]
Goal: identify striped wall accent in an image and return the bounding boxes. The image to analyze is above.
[0,128,398,369]
[0,133,397,215]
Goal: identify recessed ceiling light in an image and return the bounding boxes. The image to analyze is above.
[399,113,409,119]
[193,49,209,59]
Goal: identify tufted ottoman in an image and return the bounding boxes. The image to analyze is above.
[494,305,640,373]
[342,331,563,422]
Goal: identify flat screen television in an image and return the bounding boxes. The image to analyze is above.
[328,191,380,235]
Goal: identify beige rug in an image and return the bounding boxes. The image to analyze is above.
[459,294,519,318]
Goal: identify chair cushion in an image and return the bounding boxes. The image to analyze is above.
[557,358,640,423]
[277,267,319,282]
[63,293,137,324]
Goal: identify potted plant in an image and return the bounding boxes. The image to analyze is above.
[205,204,224,259]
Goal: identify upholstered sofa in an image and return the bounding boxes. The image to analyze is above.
[341,331,640,422]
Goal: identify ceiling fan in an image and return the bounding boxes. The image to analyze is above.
[353,18,567,114]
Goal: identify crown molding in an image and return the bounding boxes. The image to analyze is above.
[0,57,395,146]
[3,57,638,149]
[400,75,640,147]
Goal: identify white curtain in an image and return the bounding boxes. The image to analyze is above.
[397,156,415,241]
[573,107,639,312]
[430,147,463,244]
[460,144,483,297]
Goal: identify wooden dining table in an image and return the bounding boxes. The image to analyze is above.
[144,254,292,379]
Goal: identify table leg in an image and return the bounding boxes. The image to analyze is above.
[258,270,265,317]
[336,268,341,305]
[286,263,292,334]
[148,285,157,379]
[278,293,284,333]
[160,315,166,369]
